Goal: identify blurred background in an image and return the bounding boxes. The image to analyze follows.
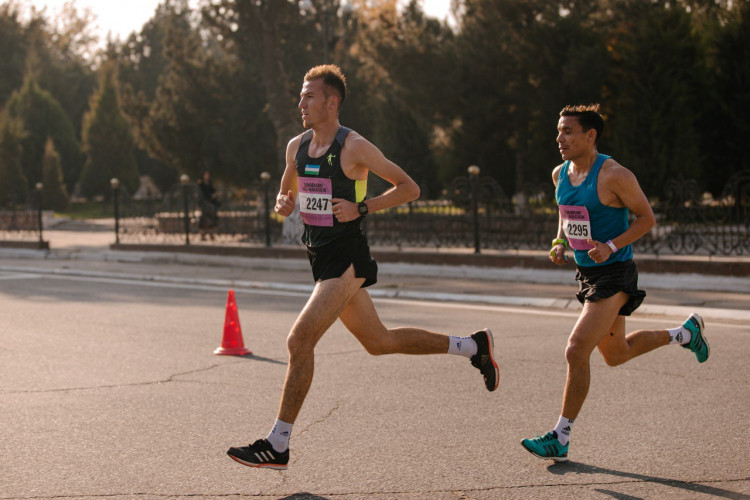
[0,0,748,254]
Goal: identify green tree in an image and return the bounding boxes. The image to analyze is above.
[705,0,750,193]
[4,75,83,191]
[0,2,28,106]
[449,0,608,193]
[603,0,706,196]
[41,137,69,211]
[0,113,28,208]
[125,0,277,184]
[79,62,139,198]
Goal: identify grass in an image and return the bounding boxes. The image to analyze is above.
[57,201,114,220]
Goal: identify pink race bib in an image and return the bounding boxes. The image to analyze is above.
[559,205,593,250]
[299,178,333,227]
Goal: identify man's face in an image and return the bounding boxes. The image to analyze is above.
[556,116,595,161]
[298,78,334,128]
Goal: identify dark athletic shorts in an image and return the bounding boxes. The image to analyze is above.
[306,233,378,288]
[575,259,646,316]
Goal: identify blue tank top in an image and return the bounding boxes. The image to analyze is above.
[555,153,632,267]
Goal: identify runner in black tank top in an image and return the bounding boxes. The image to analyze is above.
[226,65,500,471]
[295,126,365,247]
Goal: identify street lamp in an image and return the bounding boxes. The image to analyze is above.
[110,178,120,245]
[35,182,43,245]
[180,174,191,245]
[468,165,480,254]
[260,171,272,247]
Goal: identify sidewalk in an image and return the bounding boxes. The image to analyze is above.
[2,219,750,324]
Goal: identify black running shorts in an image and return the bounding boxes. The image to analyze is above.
[306,233,378,288]
[574,259,646,316]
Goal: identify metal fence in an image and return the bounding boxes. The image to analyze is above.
[2,170,749,256]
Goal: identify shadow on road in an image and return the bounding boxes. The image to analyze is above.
[278,494,329,500]
[236,353,287,366]
[548,461,748,499]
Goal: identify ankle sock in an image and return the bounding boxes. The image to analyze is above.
[447,336,478,358]
[668,326,692,345]
[266,419,293,452]
[553,416,574,446]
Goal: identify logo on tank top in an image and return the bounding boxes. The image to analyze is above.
[304,164,320,176]
[327,153,336,166]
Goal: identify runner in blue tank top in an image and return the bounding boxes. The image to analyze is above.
[227,65,500,471]
[521,104,710,463]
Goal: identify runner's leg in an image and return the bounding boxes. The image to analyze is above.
[561,292,628,420]
[596,316,669,366]
[277,265,365,424]
[338,289,449,355]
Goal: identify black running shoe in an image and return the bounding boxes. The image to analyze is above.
[470,328,499,391]
[227,439,289,470]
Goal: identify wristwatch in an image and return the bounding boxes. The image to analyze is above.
[358,201,369,216]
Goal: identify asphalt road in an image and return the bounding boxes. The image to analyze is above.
[0,261,748,499]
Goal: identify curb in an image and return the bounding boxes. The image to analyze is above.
[2,263,749,324]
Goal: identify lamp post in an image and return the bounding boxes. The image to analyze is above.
[110,178,120,245]
[260,171,272,247]
[35,182,43,245]
[468,165,481,254]
[180,174,191,245]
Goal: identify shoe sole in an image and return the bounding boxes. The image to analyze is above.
[227,453,288,470]
[484,328,499,391]
[520,440,569,462]
[689,313,709,363]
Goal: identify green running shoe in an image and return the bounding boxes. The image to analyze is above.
[521,431,569,462]
[681,313,709,363]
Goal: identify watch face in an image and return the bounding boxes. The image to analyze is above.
[358,203,368,215]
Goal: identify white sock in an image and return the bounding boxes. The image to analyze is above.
[668,326,692,345]
[266,419,293,452]
[553,416,574,446]
[447,336,478,358]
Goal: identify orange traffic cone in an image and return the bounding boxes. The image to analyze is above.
[214,290,252,356]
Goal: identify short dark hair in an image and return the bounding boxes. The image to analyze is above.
[560,104,604,144]
[304,64,347,111]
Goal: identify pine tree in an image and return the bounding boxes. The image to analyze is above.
[41,137,69,211]
[0,114,29,208]
[5,75,83,192]
[79,62,139,199]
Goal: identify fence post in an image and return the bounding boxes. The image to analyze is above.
[260,171,272,247]
[110,178,120,245]
[468,165,480,254]
[180,174,191,245]
[35,182,43,245]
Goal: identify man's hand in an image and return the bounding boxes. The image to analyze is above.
[331,198,359,222]
[586,239,613,264]
[275,190,295,217]
[549,244,568,265]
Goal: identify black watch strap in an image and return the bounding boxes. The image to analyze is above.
[358,201,369,216]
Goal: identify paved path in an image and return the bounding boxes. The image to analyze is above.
[0,267,748,499]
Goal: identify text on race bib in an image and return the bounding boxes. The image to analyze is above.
[559,204,594,250]
[299,177,333,227]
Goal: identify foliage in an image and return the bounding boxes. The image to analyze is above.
[0,113,28,207]
[4,76,83,191]
[1,0,748,202]
[41,137,70,211]
[79,62,139,198]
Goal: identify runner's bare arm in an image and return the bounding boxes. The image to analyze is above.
[550,164,567,265]
[275,136,301,217]
[589,163,655,255]
[333,134,420,218]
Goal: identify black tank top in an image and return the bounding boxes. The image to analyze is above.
[295,127,367,247]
